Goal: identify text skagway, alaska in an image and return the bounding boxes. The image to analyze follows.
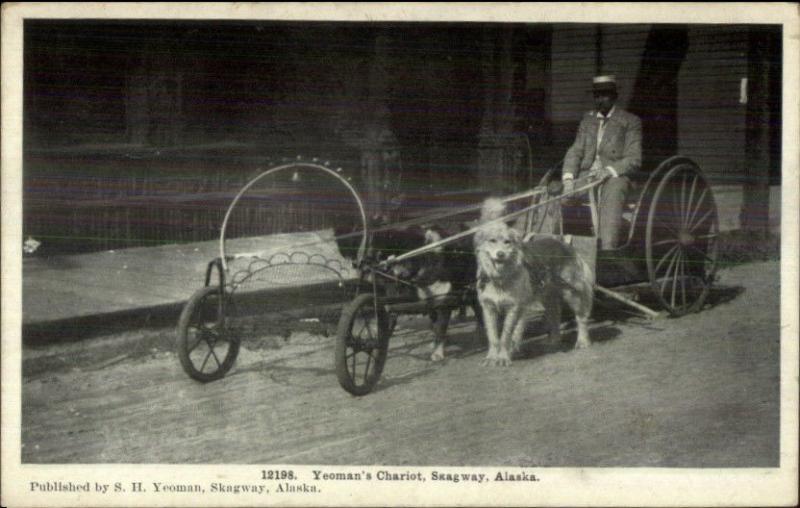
[311,470,540,483]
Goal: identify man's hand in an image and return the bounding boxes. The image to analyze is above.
[562,178,575,195]
[590,166,617,180]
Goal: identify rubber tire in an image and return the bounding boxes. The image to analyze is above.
[335,294,391,396]
[177,286,240,382]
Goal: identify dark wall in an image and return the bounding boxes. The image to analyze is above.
[22,21,783,254]
[627,25,689,169]
[22,21,540,253]
[24,22,489,158]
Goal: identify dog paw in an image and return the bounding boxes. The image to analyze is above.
[574,339,591,350]
[482,347,500,366]
[481,352,498,366]
[493,352,512,367]
[430,351,445,362]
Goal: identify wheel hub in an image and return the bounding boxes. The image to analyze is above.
[678,229,694,246]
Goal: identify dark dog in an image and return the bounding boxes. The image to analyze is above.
[335,222,480,361]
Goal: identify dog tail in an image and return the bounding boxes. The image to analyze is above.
[480,197,507,223]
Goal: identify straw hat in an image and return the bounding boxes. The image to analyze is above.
[591,75,617,94]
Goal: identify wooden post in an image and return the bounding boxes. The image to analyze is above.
[359,34,401,222]
[478,26,518,192]
[740,27,776,237]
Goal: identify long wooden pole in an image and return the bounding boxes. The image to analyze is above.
[386,177,604,265]
[593,284,664,319]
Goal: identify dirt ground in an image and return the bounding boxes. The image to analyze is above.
[21,261,780,466]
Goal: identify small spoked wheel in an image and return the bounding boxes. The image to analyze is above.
[177,286,241,382]
[335,293,391,396]
[646,162,719,316]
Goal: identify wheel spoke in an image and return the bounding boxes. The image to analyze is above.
[352,317,365,338]
[201,330,219,350]
[687,187,708,227]
[686,243,716,267]
[670,250,683,308]
[694,232,719,241]
[655,217,680,237]
[652,238,679,247]
[352,323,363,342]
[684,175,699,228]
[679,172,688,227]
[680,249,687,308]
[354,318,372,341]
[200,348,213,373]
[660,246,681,295]
[360,313,376,341]
[364,350,373,379]
[209,348,222,369]
[186,331,204,354]
[690,208,714,233]
[654,244,680,276]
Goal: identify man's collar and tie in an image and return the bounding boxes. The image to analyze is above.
[591,105,617,174]
[596,106,616,122]
[592,74,618,145]
[595,105,616,144]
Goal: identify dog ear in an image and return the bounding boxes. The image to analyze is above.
[473,228,486,247]
[508,227,522,245]
[424,228,443,245]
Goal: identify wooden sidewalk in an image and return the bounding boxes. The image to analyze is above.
[22,230,357,335]
[20,185,780,338]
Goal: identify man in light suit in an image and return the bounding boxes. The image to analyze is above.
[562,75,642,251]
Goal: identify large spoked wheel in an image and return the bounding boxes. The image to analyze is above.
[646,162,719,316]
[335,293,391,396]
[177,286,241,382]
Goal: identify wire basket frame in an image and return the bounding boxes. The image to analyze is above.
[218,162,369,275]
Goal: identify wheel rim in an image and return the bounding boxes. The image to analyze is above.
[185,291,238,376]
[343,299,387,389]
[646,164,719,315]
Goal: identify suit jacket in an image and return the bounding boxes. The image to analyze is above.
[563,108,642,177]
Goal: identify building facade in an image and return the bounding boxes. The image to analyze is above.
[23,21,781,253]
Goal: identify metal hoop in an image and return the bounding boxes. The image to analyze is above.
[219,163,368,273]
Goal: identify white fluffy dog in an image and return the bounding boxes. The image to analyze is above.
[474,198,594,366]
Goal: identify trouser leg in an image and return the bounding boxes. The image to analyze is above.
[598,176,630,250]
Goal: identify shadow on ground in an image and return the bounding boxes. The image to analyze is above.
[21,283,745,387]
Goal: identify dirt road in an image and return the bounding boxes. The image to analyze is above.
[21,261,780,466]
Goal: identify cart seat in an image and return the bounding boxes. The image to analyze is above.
[559,175,640,241]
